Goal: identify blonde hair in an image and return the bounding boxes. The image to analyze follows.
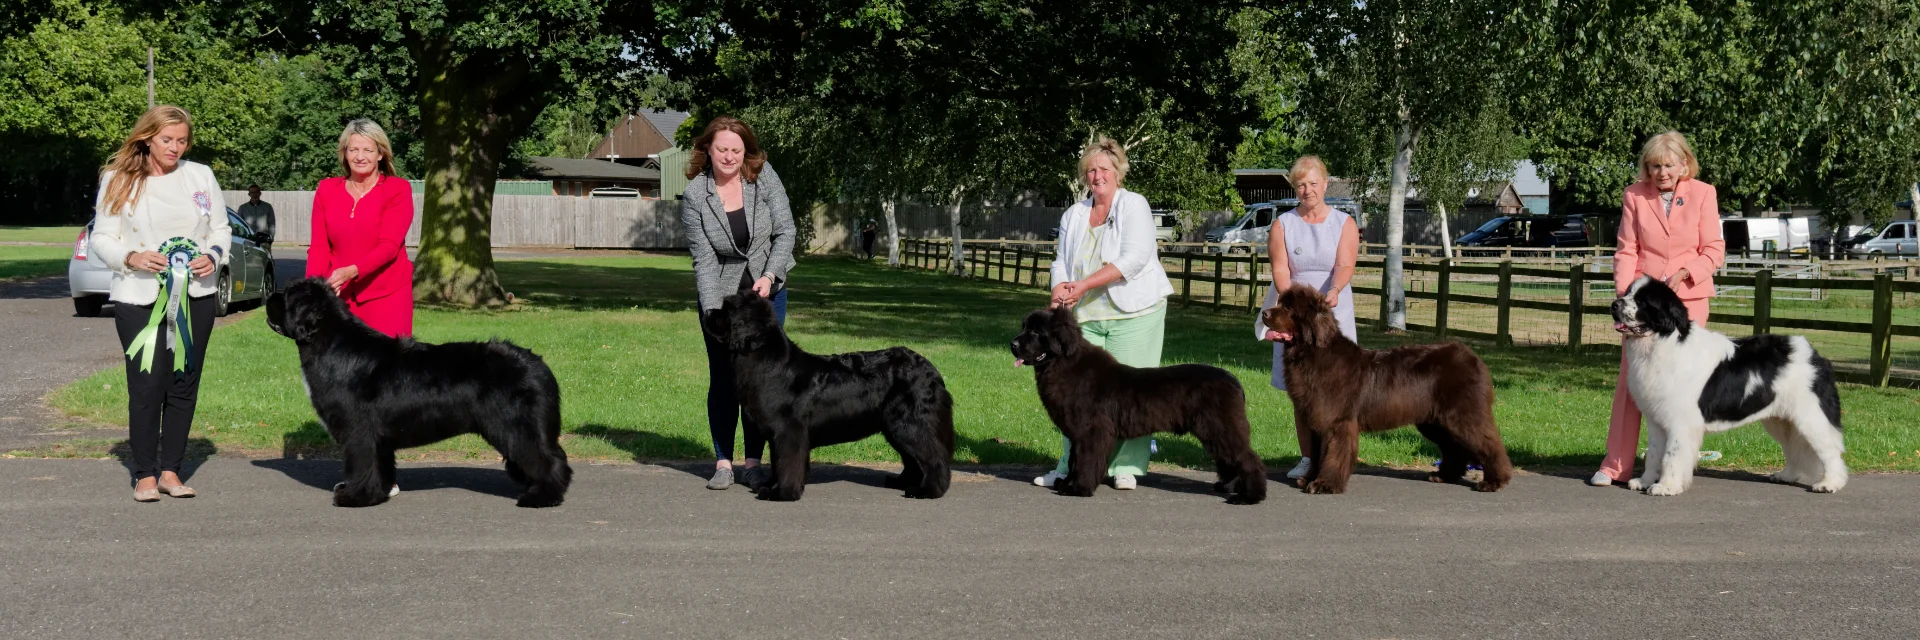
[338,119,399,177]
[1078,136,1129,184]
[1637,130,1699,183]
[1289,155,1330,186]
[99,105,193,216]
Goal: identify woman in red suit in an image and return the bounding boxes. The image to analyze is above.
[1591,130,1726,487]
[306,119,415,338]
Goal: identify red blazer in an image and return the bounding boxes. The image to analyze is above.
[1614,179,1724,300]
[305,176,415,304]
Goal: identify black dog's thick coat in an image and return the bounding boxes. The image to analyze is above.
[1009,308,1267,504]
[706,289,955,501]
[266,280,571,508]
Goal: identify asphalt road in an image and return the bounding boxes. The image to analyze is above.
[0,459,1915,640]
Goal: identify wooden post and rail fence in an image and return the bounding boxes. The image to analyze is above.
[900,238,1920,388]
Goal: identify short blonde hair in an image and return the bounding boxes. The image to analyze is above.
[1078,136,1129,184]
[1289,155,1329,186]
[338,119,399,177]
[1637,130,1698,183]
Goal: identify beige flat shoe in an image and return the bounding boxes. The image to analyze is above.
[157,482,196,498]
[134,487,161,502]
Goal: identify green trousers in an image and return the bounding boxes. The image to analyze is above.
[1050,304,1166,477]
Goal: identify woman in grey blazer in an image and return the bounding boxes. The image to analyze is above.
[680,116,797,490]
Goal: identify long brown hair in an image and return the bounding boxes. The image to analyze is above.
[100,105,193,216]
[684,116,767,182]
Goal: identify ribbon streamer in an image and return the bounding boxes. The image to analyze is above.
[124,237,200,376]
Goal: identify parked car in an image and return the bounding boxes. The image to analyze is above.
[70,208,278,317]
[1205,202,1281,250]
[1810,224,1873,258]
[1852,220,1918,258]
[1454,214,1597,251]
[1150,209,1179,243]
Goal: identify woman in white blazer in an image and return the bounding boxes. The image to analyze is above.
[1033,136,1176,491]
[87,105,231,502]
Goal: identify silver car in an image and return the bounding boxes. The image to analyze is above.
[1851,220,1918,258]
[70,208,278,317]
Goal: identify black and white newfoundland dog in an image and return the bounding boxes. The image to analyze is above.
[1612,275,1846,495]
[704,287,955,502]
[1010,307,1267,504]
[266,279,572,508]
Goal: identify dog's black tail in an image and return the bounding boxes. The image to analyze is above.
[1810,352,1843,431]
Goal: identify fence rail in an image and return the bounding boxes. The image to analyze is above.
[901,238,1920,388]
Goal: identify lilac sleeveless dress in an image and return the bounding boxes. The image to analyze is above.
[1256,208,1358,391]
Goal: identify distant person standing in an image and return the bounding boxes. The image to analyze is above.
[236,184,276,244]
[860,218,878,260]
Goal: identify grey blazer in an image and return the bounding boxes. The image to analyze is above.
[681,163,797,311]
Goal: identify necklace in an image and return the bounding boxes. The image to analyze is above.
[345,176,376,218]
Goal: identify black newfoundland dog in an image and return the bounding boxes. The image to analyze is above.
[265,279,572,508]
[1261,284,1512,494]
[1009,307,1266,504]
[704,288,955,501]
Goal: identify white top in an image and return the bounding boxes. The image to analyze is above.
[1050,188,1174,313]
[88,161,231,305]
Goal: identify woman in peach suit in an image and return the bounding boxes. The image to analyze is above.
[1591,130,1726,487]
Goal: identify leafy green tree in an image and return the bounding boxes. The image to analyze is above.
[1412,104,1528,258]
[192,0,652,306]
[1293,0,1526,330]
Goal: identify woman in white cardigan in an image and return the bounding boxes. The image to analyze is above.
[87,105,231,502]
[1033,136,1176,490]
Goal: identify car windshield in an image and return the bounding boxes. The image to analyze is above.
[1471,217,1513,234]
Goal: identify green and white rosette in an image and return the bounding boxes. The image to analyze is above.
[125,237,201,376]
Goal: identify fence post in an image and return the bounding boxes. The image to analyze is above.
[1567,261,1585,352]
[1435,258,1451,338]
[1212,255,1224,309]
[1496,260,1513,346]
[1247,255,1261,311]
[1871,273,1893,387]
[1181,252,1194,303]
[1753,269,1773,335]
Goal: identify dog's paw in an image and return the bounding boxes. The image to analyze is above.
[1224,493,1263,505]
[1626,478,1646,491]
[1212,480,1232,493]
[882,473,907,489]
[332,488,386,508]
[1473,478,1507,493]
[1809,478,1845,494]
[1643,482,1683,497]
[1302,479,1344,495]
[515,491,564,508]
[1053,483,1096,498]
[1426,472,1451,484]
[755,485,802,502]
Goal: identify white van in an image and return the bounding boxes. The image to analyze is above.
[1722,217,1811,255]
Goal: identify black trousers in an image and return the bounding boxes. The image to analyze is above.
[112,294,215,481]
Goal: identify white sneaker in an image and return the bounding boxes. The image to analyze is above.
[1285,457,1312,479]
[1034,471,1065,487]
[389,484,401,497]
[1112,474,1137,490]
[1588,471,1614,487]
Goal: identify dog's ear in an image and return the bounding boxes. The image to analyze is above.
[724,296,776,352]
[1303,308,1340,348]
[264,291,288,337]
[1045,309,1082,358]
[1637,278,1694,338]
[284,282,331,342]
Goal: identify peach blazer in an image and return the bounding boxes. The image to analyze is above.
[1614,179,1725,300]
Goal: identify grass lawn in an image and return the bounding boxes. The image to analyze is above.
[34,254,1920,474]
[0,225,84,244]
[0,245,73,282]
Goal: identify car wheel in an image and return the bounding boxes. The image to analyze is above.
[73,295,106,318]
[214,270,231,317]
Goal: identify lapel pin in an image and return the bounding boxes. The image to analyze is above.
[1675,197,1686,207]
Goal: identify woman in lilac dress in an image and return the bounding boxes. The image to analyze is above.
[1255,155,1360,480]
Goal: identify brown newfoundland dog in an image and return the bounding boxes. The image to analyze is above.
[1010,307,1267,504]
[1261,284,1512,494]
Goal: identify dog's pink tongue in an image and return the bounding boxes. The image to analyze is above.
[1614,322,1630,333]
[1014,359,1025,368]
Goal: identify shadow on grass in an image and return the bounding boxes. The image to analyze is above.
[107,437,217,482]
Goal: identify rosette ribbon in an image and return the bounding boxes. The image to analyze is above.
[125,237,201,376]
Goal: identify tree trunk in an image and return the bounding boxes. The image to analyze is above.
[883,201,900,267]
[948,196,965,276]
[1437,200,1452,259]
[410,38,547,308]
[1384,112,1419,331]
[1910,182,1919,221]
